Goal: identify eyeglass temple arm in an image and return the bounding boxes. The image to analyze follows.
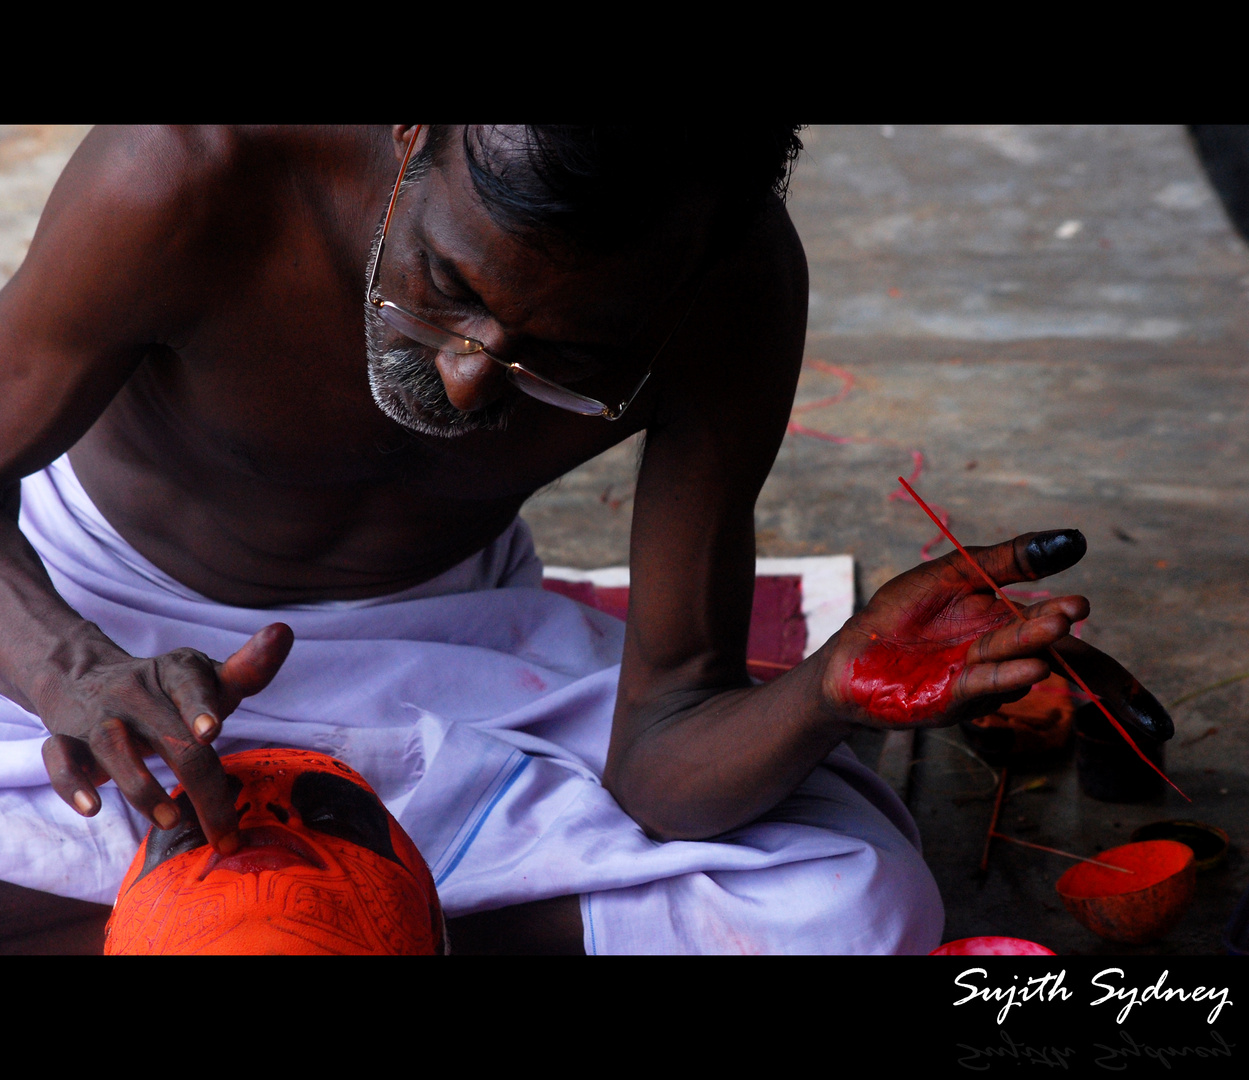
[367,124,424,302]
[604,276,707,419]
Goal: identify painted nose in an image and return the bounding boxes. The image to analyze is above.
[235,797,290,828]
[232,775,291,827]
[434,348,510,413]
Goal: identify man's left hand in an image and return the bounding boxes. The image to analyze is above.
[822,529,1172,741]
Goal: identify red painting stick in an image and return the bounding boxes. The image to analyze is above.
[896,476,1188,801]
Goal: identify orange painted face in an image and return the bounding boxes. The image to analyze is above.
[105,749,444,955]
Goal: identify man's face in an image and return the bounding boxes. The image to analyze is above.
[364,125,713,439]
[104,749,444,955]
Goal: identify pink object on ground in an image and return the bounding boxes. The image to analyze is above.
[930,936,1056,956]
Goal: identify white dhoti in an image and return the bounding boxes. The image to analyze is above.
[0,456,943,954]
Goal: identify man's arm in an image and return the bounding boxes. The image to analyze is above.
[603,200,1168,842]
[0,126,288,853]
[604,197,833,839]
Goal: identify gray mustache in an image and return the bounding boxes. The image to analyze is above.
[364,305,516,438]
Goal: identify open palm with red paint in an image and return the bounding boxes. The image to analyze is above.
[823,530,1173,739]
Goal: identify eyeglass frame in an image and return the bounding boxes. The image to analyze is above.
[366,125,699,421]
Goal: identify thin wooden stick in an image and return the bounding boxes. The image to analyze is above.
[897,476,1189,802]
[989,831,1136,873]
[746,658,796,671]
[1167,670,1249,710]
[980,765,1009,871]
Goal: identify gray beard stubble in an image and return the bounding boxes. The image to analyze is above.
[364,305,513,438]
[364,231,517,439]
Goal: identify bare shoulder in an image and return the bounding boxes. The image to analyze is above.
[722,193,809,304]
[7,126,267,343]
[37,125,250,246]
[708,195,808,330]
[60,125,244,194]
[648,194,808,459]
[0,127,280,482]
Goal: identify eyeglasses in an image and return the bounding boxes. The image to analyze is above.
[366,125,696,420]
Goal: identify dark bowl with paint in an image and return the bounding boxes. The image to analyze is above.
[1075,703,1165,803]
[1130,820,1230,872]
[1056,840,1196,945]
[960,674,1075,766]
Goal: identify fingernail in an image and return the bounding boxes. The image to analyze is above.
[1026,530,1086,574]
[193,713,218,740]
[216,831,240,856]
[73,789,96,815]
[153,803,180,829]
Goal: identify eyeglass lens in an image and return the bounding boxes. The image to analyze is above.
[378,302,478,356]
[504,368,608,415]
[379,300,610,416]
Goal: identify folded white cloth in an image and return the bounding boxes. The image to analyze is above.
[0,455,943,953]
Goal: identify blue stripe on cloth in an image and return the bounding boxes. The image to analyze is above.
[585,893,598,955]
[434,754,533,888]
[426,753,516,876]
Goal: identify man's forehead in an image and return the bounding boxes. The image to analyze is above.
[419,129,714,343]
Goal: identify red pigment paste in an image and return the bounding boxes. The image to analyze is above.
[1057,841,1193,899]
[844,638,973,724]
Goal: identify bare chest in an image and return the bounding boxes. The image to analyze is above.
[63,183,655,603]
[70,295,640,605]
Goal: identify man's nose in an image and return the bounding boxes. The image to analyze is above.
[434,348,510,413]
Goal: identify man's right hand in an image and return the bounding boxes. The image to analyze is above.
[37,622,294,853]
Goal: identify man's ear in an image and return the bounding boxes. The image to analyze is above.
[392,125,422,162]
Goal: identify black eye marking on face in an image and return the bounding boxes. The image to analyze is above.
[135,775,246,884]
[290,772,402,867]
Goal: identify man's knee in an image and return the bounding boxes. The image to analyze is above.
[0,880,111,954]
[445,895,585,955]
[582,844,942,955]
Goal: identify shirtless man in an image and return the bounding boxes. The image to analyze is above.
[0,126,1170,953]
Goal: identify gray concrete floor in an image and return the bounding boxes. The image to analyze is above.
[3,125,1247,954]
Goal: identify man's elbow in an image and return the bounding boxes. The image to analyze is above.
[602,755,718,844]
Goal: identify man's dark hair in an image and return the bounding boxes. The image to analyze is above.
[409,124,804,253]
